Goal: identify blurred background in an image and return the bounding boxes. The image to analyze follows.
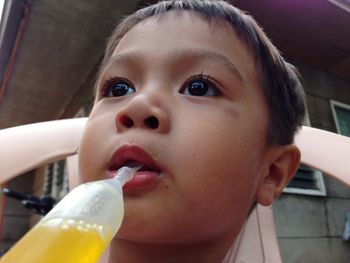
[0,0,349,262]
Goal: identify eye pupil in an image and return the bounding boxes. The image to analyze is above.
[111,83,130,97]
[102,78,135,98]
[188,81,209,96]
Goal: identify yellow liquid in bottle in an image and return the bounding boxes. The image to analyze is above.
[0,218,112,263]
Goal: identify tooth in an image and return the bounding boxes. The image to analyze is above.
[124,160,143,168]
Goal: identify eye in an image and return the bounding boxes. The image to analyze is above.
[102,78,135,97]
[181,75,220,97]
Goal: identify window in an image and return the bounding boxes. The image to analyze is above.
[331,100,350,137]
[284,164,326,196]
[283,111,327,196]
[43,160,69,201]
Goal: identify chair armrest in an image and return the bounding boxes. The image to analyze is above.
[0,118,87,185]
[295,126,350,187]
[224,205,282,263]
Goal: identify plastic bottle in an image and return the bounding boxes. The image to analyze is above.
[0,166,138,263]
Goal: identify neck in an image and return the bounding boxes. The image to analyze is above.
[108,235,239,263]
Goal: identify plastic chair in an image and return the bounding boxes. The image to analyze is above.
[1,118,349,263]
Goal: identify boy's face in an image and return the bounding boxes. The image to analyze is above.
[79,11,270,244]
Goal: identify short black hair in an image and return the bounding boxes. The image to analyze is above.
[98,0,306,145]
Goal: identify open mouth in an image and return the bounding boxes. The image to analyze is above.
[107,145,162,192]
[114,160,159,173]
[108,145,161,176]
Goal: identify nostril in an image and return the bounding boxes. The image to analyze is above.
[144,116,159,129]
[120,115,134,128]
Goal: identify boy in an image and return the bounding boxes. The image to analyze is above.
[78,0,306,262]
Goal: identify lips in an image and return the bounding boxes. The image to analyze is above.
[107,144,161,192]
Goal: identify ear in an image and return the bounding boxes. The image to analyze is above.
[256,144,301,206]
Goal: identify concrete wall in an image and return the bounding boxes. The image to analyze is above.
[273,62,350,263]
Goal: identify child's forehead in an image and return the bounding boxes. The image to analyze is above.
[111,10,257,76]
[115,11,237,50]
[141,9,228,29]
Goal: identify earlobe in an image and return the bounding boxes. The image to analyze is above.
[256,145,301,206]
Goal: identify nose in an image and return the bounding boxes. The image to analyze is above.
[115,94,170,133]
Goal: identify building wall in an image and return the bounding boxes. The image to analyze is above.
[0,171,35,254]
[273,62,350,263]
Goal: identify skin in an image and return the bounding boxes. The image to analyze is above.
[79,11,300,263]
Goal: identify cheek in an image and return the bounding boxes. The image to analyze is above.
[174,105,262,176]
[171,109,263,223]
[78,111,115,182]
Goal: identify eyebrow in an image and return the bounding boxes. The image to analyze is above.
[102,52,142,74]
[102,48,243,82]
[171,48,243,82]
